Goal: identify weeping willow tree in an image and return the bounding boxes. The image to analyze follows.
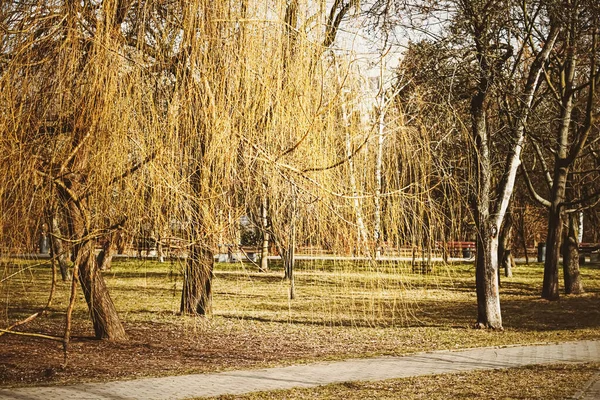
[0,0,456,342]
[0,1,171,340]
[169,0,369,308]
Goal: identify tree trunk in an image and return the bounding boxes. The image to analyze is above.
[578,212,584,243]
[475,225,503,329]
[180,244,213,315]
[563,212,584,294]
[181,160,214,315]
[115,230,127,254]
[374,85,385,259]
[76,239,127,340]
[283,185,297,299]
[472,94,503,330]
[97,232,115,271]
[542,157,570,301]
[260,194,269,272]
[335,59,369,255]
[517,210,530,265]
[284,240,296,300]
[65,195,127,340]
[156,234,165,263]
[542,204,563,300]
[346,128,369,256]
[541,121,572,301]
[498,212,514,278]
[48,213,70,281]
[470,16,556,328]
[542,24,575,300]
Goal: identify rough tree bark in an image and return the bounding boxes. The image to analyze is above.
[48,212,70,281]
[181,243,213,315]
[471,90,503,329]
[563,210,584,294]
[180,163,214,315]
[61,180,127,340]
[541,60,574,299]
[498,211,515,278]
[97,232,115,271]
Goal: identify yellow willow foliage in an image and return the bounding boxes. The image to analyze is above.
[0,1,472,328]
[0,0,458,259]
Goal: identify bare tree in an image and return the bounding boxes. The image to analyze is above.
[369,0,558,329]
[521,1,598,299]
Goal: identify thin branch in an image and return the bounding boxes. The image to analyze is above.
[0,256,57,338]
[62,259,80,367]
[530,138,553,190]
[302,133,370,173]
[520,162,551,207]
[566,30,597,165]
[105,151,157,188]
[0,329,63,341]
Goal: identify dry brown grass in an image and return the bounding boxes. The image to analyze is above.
[0,258,599,387]
[212,363,600,400]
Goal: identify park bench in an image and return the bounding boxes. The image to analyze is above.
[217,244,259,262]
[297,246,335,256]
[444,241,476,258]
[130,236,187,259]
[578,243,600,263]
[239,246,259,262]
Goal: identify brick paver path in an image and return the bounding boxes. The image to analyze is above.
[1,340,598,400]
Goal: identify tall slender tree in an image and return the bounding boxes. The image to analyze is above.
[521,0,598,300]
[368,0,558,328]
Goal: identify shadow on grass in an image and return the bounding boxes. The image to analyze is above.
[499,281,541,295]
[216,273,284,284]
[215,293,600,332]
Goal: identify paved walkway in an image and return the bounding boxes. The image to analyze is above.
[574,371,600,400]
[1,340,598,400]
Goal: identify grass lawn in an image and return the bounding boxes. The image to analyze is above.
[1,257,599,387]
